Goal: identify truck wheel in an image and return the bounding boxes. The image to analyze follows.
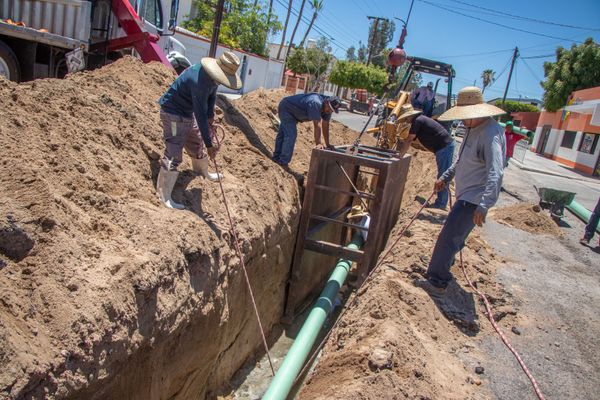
[0,40,20,82]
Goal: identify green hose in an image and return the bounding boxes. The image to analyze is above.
[262,233,364,400]
[566,200,600,233]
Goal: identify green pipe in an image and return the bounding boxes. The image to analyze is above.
[499,122,532,138]
[263,233,365,400]
[566,200,600,233]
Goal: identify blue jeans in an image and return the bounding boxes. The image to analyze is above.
[433,140,455,208]
[427,200,477,288]
[273,111,298,165]
[584,197,600,240]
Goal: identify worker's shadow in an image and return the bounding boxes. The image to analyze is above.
[217,96,273,159]
[429,282,480,335]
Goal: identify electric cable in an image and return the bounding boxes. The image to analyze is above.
[418,0,583,42]
[447,0,600,31]
[521,58,544,83]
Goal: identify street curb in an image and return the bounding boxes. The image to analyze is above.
[509,159,600,184]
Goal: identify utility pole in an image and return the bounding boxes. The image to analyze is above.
[209,0,226,58]
[502,47,519,107]
[366,16,386,66]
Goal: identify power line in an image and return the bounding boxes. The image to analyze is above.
[448,0,600,31]
[521,58,544,83]
[521,54,554,59]
[273,0,349,53]
[418,0,583,42]
[430,48,514,59]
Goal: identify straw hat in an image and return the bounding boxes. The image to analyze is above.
[201,51,242,90]
[438,86,505,121]
[397,104,422,121]
[347,205,369,219]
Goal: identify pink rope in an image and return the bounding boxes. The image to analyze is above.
[448,193,546,400]
[210,124,275,376]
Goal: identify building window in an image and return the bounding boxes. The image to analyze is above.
[560,131,577,149]
[578,133,599,154]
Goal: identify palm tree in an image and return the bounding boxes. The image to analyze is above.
[284,0,307,61]
[299,0,324,48]
[266,0,274,26]
[277,0,294,60]
[481,69,496,94]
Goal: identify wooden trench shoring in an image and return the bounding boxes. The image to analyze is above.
[283,145,411,321]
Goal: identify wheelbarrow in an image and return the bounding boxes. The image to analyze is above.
[534,186,576,221]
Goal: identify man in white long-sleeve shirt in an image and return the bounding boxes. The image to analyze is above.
[416,86,506,295]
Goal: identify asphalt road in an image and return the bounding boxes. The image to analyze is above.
[331,109,377,134]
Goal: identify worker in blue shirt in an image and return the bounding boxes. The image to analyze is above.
[273,93,342,166]
[157,51,241,209]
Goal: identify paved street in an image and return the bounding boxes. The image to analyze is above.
[332,109,377,132]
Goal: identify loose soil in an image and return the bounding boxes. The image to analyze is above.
[299,150,516,400]
[0,58,367,400]
[490,203,562,237]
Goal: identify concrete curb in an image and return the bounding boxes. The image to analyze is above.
[509,159,600,185]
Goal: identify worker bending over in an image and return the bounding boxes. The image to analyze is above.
[416,86,506,296]
[273,94,341,166]
[156,51,241,209]
[396,104,455,209]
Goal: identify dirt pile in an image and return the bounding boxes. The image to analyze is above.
[299,150,514,400]
[0,58,359,399]
[490,203,562,236]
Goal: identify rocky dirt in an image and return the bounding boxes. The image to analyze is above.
[0,58,364,400]
[299,149,516,400]
[490,203,562,237]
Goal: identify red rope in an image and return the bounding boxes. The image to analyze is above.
[448,193,546,400]
[211,124,276,376]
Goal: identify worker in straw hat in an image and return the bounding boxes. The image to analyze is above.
[415,86,506,299]
[396,103,456,210]
[156,51,241,209]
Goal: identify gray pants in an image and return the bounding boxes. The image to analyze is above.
[160,110,209,171]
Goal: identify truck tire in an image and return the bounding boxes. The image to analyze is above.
[0,40,20,82]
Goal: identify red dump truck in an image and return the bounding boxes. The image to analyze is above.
[0,0,190,82]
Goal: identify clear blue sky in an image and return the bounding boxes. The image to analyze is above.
[267,0,600,101]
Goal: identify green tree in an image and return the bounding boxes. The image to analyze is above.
[481,69,496,94]
[346,46,357,62]
[329,60,388,95]
[367,19,395,68]
[495,100,539,113]
[357,41,368,63]
[287,42,333,90]
[182,0,281,57]
[299,0,324,48]
[542,38,600,112]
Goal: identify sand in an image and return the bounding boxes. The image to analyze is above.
[299,151,513,400]
[0,57,365,399]
[490,203,562,236]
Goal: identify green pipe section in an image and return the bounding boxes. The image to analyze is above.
[566,200,600,233]
[499,122,533,138]
[263,233,365,400]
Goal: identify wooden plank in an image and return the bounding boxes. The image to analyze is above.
[304,239,364,262]
[284,151,322,320]
[310,215,370,231]
[313,148,390,170]
[313,184,375,200]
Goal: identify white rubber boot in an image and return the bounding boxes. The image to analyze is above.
[192,157,223,182]
[156,168,185,210]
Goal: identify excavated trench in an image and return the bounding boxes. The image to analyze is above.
[0,58,369,399]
